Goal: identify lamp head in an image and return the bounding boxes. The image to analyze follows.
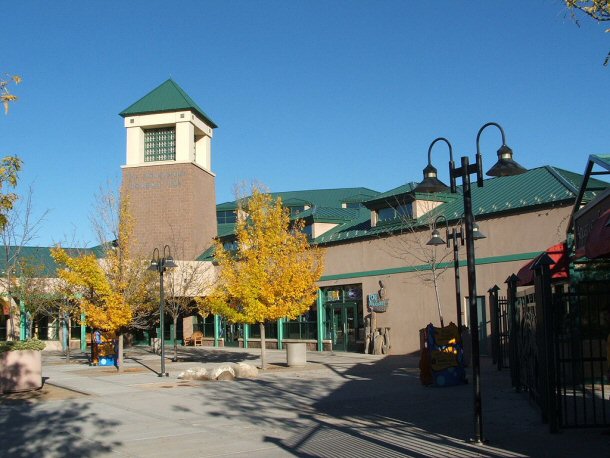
[472,222,486,241]
[426,228,447,246]
[486,144,527,177]
[148,259,159,271]
[414,163,450,194]
[164,255,178,269]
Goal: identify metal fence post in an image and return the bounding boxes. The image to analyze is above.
[533,253,559,433]
[506,274,520,390]
[489,285,501,369]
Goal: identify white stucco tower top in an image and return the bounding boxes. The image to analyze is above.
[119,78,217,173]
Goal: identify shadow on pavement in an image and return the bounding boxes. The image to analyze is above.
[0,396,121,457]
[192,354,609,457]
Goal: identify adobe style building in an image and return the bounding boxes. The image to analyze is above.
[2,80,607,357]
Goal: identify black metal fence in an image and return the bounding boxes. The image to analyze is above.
[498,266,609,432]
[553,283,609,428]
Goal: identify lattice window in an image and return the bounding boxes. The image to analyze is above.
[144,127,176,162]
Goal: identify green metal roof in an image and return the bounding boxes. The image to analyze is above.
[314,165,600,245]
[298,207,361,223]
[216,187,380,211]
[0,246,97,278]
[119,79,218,128]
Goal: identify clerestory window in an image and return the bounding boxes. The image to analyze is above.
[144,127,176,162]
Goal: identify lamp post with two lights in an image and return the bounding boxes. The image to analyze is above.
[426,214,486,334]
[148,245,178,377]
[414,122,526,444]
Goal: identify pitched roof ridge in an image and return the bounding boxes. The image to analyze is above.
[543,165,579,195]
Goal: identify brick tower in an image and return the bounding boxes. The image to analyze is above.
[119,79,218,260]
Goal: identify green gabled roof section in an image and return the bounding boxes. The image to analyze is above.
[119,79,218,128]
[197,245,216,262]
[297,207,360,223]
[217,223,237,238]
[216,187,380,212]
[0,246,97,278]
[315,165,591,245]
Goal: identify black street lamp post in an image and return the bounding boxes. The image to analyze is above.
[414,123,526,444]
[427,214,486,334]
[148,245,177,377]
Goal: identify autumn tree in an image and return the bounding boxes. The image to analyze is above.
[200,186,324,369]
[52,193,153,368]
[564,0,610,65]
[1,73,21,114]
[90,186,157,333]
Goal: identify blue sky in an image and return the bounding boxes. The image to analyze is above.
[2,1,608,247]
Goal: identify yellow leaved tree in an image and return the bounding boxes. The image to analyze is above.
[200,186,325,369]
[51,194,153,368]
[1,73,21,114]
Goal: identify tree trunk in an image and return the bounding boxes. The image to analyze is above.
[259,322,266,370]
[117,333,124,372]
[172,315,178,362]
[64,314,71,362]
[432,269,445,327]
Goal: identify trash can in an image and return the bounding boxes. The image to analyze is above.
[286,342,307,367]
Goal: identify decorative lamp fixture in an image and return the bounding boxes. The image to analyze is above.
[426,228,447,246]
[480,124,527,177]
[413,137,455,194]
[472,222,486,240]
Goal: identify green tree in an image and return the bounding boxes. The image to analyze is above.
[200,186,324,369]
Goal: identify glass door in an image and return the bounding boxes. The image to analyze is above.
[329,303,358,352]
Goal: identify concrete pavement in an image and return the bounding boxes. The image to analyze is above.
[1,346,608,457]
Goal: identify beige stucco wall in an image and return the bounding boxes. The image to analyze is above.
[319,205,572,354]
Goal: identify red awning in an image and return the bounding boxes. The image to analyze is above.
[517,242,569,287]
[584,208,610,260]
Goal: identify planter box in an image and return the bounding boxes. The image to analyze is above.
[0,350,43,394]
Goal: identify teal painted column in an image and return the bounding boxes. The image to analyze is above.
[80,313,87,351]
[277,318,284,350]
[62,314,69,351]
[19,299,26,341]
[213,314,220,347]
[317,289,324,352]
[243,324,249,349]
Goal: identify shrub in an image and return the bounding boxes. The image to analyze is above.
[0,339,46,354]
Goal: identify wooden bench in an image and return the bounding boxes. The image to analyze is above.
[184,331,204,346]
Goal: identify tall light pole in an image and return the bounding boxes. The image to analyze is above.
[427,214,486,334]
[148,245,177,377]
[414,124,526,444]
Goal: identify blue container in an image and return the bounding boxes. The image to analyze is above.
[99,356,116,366]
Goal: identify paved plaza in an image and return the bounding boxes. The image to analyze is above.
[1,347,608,457]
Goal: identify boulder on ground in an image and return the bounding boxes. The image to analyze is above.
[209,365,235,380]
[233,362,259,379]
[216,370,235,381]
[177,367,210,381]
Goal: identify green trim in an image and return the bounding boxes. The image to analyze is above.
[316,290,324,352]
[277,318,284,350]
[320,251,543,282]
[213,315,220,347]
[19,300,26,341]
[243,324,249,349]
[80,313,87,351]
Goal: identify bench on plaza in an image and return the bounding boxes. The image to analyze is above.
[184,331,204,346]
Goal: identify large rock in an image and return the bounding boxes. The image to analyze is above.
[177,367,210,381]
[233,362,258,379]
[209,365,235,380]
[216,370,235,381]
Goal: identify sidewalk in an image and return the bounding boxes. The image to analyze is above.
[1,346,608,457]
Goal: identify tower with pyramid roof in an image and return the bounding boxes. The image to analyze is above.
[119,79,218,259]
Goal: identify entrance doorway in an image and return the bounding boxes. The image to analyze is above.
[328,302,358,352]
